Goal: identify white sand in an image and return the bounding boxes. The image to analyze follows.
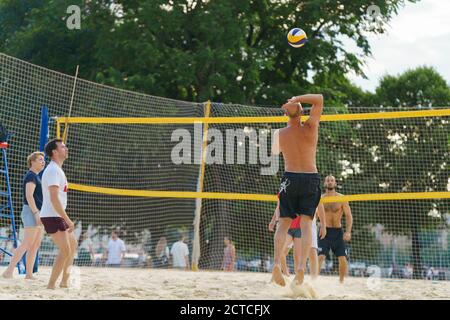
[0,266,449,300]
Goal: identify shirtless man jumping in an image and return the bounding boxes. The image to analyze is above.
[271,93,324,287]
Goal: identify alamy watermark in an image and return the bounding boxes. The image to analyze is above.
[364,4,384,31]
[171,123,279,175]
[66,5,81,30]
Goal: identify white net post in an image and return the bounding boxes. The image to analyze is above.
[192,101,211,271]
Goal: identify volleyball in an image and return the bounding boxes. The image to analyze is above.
[287,28,307,48]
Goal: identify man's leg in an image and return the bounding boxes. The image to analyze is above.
[318,255,326,272]
[282,236,293,276]
[295,215,312,285]
[293,237,302,273]
[309,249,319,279]
[338,256,348,284]
[272,218,292,286]
[60,233,78,288]
[47,231,71,289]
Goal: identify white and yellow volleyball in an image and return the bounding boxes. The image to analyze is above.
[287,28,307,48]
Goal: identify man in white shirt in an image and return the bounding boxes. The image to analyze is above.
[106,231,126,267]
[170,234,189,270]
[40,139,77,289]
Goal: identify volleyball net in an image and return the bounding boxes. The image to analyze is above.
[1,52,449,279]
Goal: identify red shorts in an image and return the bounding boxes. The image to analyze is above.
[41,217,69,234]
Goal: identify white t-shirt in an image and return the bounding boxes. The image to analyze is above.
[170,241,189,268]
[40,161,68,218]
[106,238,126,264]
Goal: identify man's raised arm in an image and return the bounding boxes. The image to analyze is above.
[288,94,324,125]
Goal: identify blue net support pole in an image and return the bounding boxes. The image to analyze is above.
[32,106,49,273]
[0,141,25,274]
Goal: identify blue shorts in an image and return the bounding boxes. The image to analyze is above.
[287,228,302,239]
[318,228,348,258]
[21,204,38,228]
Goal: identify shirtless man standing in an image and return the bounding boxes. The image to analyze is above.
[318,175,353,283]
[271,93,324,287]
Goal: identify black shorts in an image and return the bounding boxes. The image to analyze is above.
[318,228,348,258]
[278,172,321,219]
[287,228,301,239]
[40,217,69,234]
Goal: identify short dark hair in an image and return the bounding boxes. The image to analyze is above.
[44,139,63,158]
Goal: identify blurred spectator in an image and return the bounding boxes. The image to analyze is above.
[426,267,434,280]
[404,262,413,279]
[222,236,236,272]
[170,234,189,270]
[137,249,146,267]
[105,231,126,267]
[154,236,170,268]
[77,232,95,266]
[264,255,272,273]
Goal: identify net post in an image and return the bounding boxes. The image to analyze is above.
[62,65,80,143]
[192,100,212,271]
[40,106,49,150]
[29,105,49,274]
[56,118,61,139]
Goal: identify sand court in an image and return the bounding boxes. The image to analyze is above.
[1,266,448,300]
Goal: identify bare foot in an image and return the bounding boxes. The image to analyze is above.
[47,283,56,290]
[2,270,13,279]
[294,268,305,286]
[271,265,286,287]
[60,278,70,288]
[25,275,37,280]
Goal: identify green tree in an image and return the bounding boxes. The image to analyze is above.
[1,0,417,104]
[375,66,450,108]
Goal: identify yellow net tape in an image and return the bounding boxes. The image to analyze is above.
[60,108,450,203]
[69,183,450,203]
[57,109,450,125]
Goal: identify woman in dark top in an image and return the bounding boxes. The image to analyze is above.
[2,152,45,280]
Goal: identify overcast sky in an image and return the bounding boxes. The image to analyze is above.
[347,0,450,92]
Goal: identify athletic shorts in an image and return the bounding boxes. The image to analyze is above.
[287,225,318,248]
[278,172,321,219]
[287,228,301,239]
[317,227,348,258]
[40,217,69,234]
